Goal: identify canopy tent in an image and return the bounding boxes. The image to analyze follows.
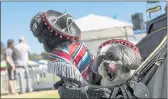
[75,14,134,41]
[38,60,48,65]
[0,60,39,68]
[75,14,133,32]
[28,60,39,66]
[74,14,136,55]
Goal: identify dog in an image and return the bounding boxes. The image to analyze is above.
[30,10,93,87]
[92,39,142,87]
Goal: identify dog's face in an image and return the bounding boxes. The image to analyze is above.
[93,43,142,86]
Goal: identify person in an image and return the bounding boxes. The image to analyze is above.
[5,39,17,95]
[14,37,33,94]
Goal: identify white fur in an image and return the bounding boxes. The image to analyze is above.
[100,69,135,87]
[98,58,135,87]
[98,44,136,87]
[99,45,112,55]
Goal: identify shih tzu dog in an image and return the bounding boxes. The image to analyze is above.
[92,39,142,87]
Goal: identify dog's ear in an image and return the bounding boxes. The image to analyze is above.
[96,55,106,66]
[92,55,106,74]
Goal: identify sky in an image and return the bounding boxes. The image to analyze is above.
[1,2,166,54]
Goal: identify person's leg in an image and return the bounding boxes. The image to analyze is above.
[17,68,26,94]
[8,69,17,94]
[24,66,33,92]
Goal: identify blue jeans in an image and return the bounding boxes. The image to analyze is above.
[16,66,33,94]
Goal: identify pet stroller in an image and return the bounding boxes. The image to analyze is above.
[58,13,167,99]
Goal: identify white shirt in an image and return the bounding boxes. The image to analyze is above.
[14,43,30,66]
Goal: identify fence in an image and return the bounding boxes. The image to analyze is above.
[1,71,9,94]
[1,64,59,94]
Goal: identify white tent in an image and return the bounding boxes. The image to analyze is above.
[75,14,133,32]
[74,14,135,55]
[28,60,39,66]
[38,60,48,65]
[74,14,134,41]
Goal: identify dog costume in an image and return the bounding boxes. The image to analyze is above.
[30,10,94,87]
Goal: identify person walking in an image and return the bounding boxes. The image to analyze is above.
[14,37,33,94]
[5,39,17,95]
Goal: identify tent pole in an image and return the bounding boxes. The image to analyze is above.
[124,26,128,41]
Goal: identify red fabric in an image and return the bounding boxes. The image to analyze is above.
[51,49,72,62]
[69,43,80,56]
[68,42,93,80]
[74,46,86,67]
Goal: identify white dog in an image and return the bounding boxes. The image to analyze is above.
[92,39,142,87]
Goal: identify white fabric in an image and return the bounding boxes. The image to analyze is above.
[75,14,133,32]
[15,43,30,66]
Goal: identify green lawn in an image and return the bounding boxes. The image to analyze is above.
[1,90,60,98]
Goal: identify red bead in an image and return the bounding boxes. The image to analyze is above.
[55,33,58,36]
[45,23,47,25]
[123,42,126,45]
[50,29,53,32]
[67,37,69,39]
[48,26,50,30]
[60,35,62,38]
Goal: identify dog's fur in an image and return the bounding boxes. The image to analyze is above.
[94,43,142,87]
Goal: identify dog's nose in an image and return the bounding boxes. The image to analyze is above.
[108,64,116,73]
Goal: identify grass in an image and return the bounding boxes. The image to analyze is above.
[1,90,60,98]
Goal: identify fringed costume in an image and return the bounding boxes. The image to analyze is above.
[30,10,93,87]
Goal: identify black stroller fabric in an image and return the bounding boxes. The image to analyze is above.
[136,13,167,98]
[137,13,167,60]
[57,13,167,99]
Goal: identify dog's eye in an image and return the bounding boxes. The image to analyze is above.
[103,62,109,66]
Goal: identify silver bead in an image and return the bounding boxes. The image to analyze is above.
[145,94,148,97]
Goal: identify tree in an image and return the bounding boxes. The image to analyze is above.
[41,52,48,59]
[29,53,43,61]
[1,42,5,61]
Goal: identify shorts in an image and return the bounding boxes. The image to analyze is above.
[7,69,16,80]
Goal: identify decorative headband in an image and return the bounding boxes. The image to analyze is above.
[98,39,141,56]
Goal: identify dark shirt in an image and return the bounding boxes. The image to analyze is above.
[5,48,14,69]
